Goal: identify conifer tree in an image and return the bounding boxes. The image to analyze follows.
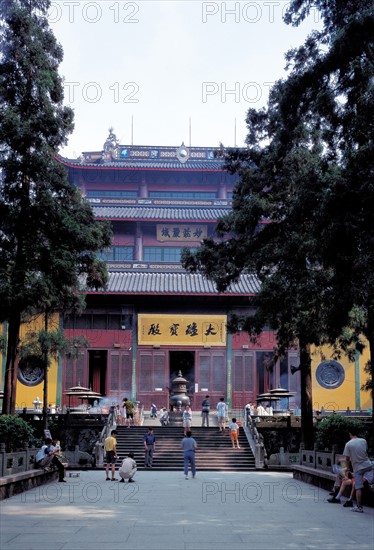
[183,0,374,446]
[0,0,112,414]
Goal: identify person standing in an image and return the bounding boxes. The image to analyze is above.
[217,397,228,432]
[121,400,127,426]
[144,427,156,468]
[123,398,134,428]
[228,417,241,448]
[343,427,373,513]
[104,429,118,481]
[182,405,192,435]
[181,431,197,480]
[201,395,210,427]
[115,404,122,426]
[119,452,137,483]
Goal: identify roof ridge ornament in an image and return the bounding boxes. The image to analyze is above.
[103,127,119,153]
[176,142,190,163]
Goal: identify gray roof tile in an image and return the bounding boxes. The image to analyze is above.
[92,205,230,221]
[90,271,259,295]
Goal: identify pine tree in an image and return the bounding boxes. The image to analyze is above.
[183,0,374,446]
[0,0,112,414]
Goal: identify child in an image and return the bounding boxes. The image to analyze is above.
[182,405,192,436]
[229,417,240,448]
[115,405,122,426]
[150,403,158,418]
[160,407,169,426]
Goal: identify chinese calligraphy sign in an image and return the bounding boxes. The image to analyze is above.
[138,315,226,346]
[157,224,208,242]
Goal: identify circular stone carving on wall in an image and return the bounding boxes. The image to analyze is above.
[17,356,45,387]
[316,360,345,389]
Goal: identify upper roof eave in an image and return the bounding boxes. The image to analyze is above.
[56,156,225,172]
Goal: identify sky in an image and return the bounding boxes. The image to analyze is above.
[50,1,322,158]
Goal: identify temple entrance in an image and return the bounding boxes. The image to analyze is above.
[169,351,195,407]
[88,350,107,396]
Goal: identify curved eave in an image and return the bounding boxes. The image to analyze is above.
[57,156,224,173]
[86,271,260,296]
[95,217,222,223]
[87,290,256,297]
[92,206,229,221]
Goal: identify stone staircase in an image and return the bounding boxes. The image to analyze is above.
[115,426,256,471]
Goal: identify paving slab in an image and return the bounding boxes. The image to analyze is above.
[1,470,373,550]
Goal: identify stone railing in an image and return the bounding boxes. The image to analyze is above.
[0,443,94,476]
[267,448,300,467]
[95,405,117,467]
[243,409,266,468]
[299,447,337,471]
[267,445,374,471]
[0,444,39,477]
[63,446,94,468]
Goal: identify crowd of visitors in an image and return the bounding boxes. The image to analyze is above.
[35,396,373,510]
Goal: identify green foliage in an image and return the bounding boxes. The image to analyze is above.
[315,415,364,452]
[0,0,112,413]
[0,333,5,353]
[361,360,373,396]
[20,329,89,366]
[183,0,374,442]
[0,415,36,452]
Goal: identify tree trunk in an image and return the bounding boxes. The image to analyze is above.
[42,313,49,431]
[299,339,314,449]
[2,172,29,415]
[2,312,21,415]
[367,322,374,446]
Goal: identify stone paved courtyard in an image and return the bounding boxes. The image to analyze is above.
[1,470,373,550]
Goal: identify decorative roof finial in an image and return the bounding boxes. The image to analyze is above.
[103,127,119,152]
[176,142,190,163]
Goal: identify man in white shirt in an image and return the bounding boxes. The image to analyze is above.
[217,397,228,431]
[343,427,373,513]
[119,452,137,483]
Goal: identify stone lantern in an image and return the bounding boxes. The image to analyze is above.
[32,396,43,412]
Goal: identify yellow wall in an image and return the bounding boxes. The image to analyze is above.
[1,315,60,410]
[311,344,371,411]
[2,320,371,412]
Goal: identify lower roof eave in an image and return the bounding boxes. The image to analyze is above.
[87,291,255,297]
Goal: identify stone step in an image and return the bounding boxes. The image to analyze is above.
[113,425,256,471]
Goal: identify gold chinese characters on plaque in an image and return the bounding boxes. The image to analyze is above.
[156,224,208,242]
[138,314,227,346]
